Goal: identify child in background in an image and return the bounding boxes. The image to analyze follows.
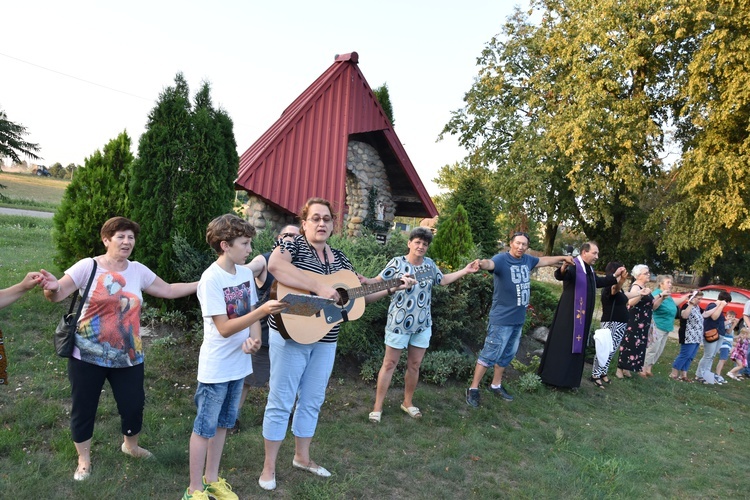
[715,310,739,379]
[183,215,287,500]
[727,328,750,381]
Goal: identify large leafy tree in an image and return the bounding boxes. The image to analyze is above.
[0,108,41,164]
[442,1,676,264]
[53,131,133,268]
[659,0,750,275]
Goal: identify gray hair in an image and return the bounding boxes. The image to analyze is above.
[656,275,672,287]
[631,264,649,278]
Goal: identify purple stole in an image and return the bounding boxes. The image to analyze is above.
[572,262,588,354]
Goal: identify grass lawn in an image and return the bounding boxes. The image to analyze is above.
[1,214,748,499]
[0,171,66,211]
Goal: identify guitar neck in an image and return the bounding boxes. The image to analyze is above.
[348,277,405,300]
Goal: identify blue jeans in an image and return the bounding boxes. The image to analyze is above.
[192,379,244,438]
[695,339,721,379]
[672,343,700,372]
[477,323,524,368]
[263,329,337,441]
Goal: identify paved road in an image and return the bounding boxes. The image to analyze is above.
[0,207,54,218]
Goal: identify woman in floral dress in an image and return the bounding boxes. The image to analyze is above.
[617,264,654,378]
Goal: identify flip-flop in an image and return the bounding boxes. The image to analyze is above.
[400,404,422,418]
[368,411,381,423]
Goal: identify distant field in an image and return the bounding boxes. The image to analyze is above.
[0,171,67,209]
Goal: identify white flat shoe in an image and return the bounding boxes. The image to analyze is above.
[258,474,276,491]
[74,463,91,481]
[292,459,331,477]
[368,411,381,423]
[121,442,153,458]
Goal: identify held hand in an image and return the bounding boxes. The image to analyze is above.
[242,336,261,354]
[641,287,652,296]
[614,266,627,278]
[262,299,289,315]
[39,269,59,291]
[561,256,575,266]
[21,272,43,291]
[466,260,480,273]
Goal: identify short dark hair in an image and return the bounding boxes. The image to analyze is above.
[718,290,732,302]
[604,261,623,275]
[581,241,598,253]
[101,217,140,240]
[206,214,256,254]
[409,227,433,244]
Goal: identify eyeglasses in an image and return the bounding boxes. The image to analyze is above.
[280,232,298,239]
[307,216,333,224]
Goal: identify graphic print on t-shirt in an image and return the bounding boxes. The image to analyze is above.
[510,264,532,307]
[77,272,143,367]
[223,281,254,319]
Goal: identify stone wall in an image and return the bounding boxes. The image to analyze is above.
[242,195,297,236]
[343,140,393,238]
[240,139,393,238]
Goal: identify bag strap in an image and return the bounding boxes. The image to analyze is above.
[68,259,98,322]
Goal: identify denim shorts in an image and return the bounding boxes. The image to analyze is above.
[385,327,432,350]
[477,323,524,368]
[192,379,244,438]
[718,347,730,361]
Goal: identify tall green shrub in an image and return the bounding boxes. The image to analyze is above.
[53,131,133,268]
[130,74,238,287]
[440,172,500,256]
[429,204,476,269]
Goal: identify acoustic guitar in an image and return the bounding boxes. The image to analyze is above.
[272,267,433,344]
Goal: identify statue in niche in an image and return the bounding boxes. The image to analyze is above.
[376,201,385,221]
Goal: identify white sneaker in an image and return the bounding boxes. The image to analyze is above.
[714,374,727,384]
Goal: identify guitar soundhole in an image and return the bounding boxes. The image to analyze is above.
[337,288,349,306]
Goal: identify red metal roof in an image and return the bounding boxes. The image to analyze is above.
[235,52,438,219]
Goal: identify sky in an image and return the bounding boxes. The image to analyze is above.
[2,0,527,195]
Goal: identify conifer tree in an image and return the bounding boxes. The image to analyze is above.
[429,204,476,269]
[53,131,133,268]
[130,74,239,285]
[440,169,499,256]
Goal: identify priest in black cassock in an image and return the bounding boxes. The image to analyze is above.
[538,242,626,389]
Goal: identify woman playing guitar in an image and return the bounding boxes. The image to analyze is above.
[257,197,414,491]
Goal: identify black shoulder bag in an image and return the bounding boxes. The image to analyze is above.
[54,260,97,358]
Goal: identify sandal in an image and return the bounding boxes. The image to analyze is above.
[622,370,632,378]
[400,404,422,418]
[601,376,612,384]
[368,411,381,423]
[74,463,91,481]
[680,376,694,383]
[590,376,605,389]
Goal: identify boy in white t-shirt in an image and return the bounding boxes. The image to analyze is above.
[184,214,287,500]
